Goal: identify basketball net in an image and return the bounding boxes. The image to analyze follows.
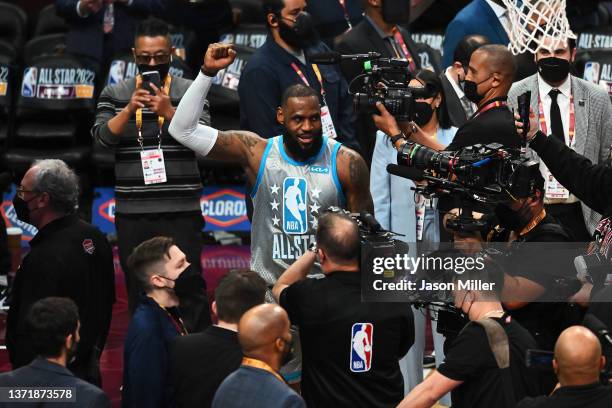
[501,0,576,55]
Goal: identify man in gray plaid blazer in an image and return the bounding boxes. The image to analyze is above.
[508,36,612,240]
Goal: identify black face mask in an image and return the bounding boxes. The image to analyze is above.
[537,57,570,84]
[12,195,39,224]
[160,264,197,297]
[278,12,318,50]
[413,101,434,127]
[495,201,531,232]
[138,62,171,81]
[283,130,323,162]
[463,75,491,105]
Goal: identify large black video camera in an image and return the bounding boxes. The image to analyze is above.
[349,56,428,121]
[391,142,540,232]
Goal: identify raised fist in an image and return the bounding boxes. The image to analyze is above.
[201,43,237,77]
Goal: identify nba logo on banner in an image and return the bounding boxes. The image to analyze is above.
[350,323,373,372]
[21,67,38,97]
[282,177,308,234]
[108,60,126,85]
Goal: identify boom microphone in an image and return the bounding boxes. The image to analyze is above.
[308,51,382,64]
[386,164,425,182]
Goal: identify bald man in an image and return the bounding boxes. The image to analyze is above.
[374,44,521,153]
[212,304,305,408]
[517,326,612,408]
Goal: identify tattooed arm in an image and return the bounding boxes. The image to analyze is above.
[336,146,374,213]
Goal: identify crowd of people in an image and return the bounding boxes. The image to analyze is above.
[2,0,612,407]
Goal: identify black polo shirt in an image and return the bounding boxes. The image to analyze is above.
[279,271,413,408]
[437,315,541,408]
[6,214,115,373]
[517,382,612,408]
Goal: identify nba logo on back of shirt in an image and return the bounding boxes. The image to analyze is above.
[350,323,373,372]
[21,67,38,97]
[283,177,308,234]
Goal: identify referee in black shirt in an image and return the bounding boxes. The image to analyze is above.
[273,211,413,408]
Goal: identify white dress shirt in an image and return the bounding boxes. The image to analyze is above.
[537,73,577,204]
[486,0,511,35]
[444,67,477,115]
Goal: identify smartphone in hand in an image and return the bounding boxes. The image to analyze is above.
[141,71,161,95]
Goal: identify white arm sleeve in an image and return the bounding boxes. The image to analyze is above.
[169,72,219,156]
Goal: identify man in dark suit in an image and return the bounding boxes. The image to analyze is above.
[212,304,306,408]
[0,297,110,407]
[55,0,155,65]
[169,269,267,408]
[440,34,490,128]
[442,0,510,68]
[335,0,421,164]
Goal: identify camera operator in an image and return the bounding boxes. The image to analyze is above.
[517,326,612,408]
[398,267,540,408]
[374,44,521,153]
[520,111,612,307]
[272,211,414,408]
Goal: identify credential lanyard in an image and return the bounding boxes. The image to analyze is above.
[291,62,328,103]
[338,0,352,30]
[135,74,172,150]
[538,92,575,148]
[392,28,416,71]
[472,100,507,119]
[242,357,286,383]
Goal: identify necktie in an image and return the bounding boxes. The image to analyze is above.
[549,89,565,143]
[461,96,475,118]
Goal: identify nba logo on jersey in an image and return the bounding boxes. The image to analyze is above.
[108,60,126,85]
[282,177,308,234]
[350,323,373,373]
[21,67,38,97]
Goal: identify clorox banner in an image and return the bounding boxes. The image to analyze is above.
[92,185,251,233]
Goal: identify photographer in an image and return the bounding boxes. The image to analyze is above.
[517,326,612,408]
[272,211,413,408]
[373,44,520,153]
[398,268,540,408]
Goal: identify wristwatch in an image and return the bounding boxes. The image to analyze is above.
[389,132,406,145]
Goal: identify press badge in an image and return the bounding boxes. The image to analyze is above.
[544,169,569,199]
[140,149,167,185]
[321,105,338,139]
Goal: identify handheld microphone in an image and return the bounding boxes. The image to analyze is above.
[386,164,425,182]
[308,51,382,64]
[583,313,612,346]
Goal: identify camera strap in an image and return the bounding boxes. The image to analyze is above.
[135,74,172,150]
[473,317,517,408]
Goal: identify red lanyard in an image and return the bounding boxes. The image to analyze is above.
[338,0,352,29]
[538,91,575,148]
[472,100,507,119]
[290,62,326,98]
[392,28,416,71]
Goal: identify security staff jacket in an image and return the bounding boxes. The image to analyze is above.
[6,214,115,380]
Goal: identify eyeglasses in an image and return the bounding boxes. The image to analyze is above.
[134,53,171,65]
[16,186,36,198]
